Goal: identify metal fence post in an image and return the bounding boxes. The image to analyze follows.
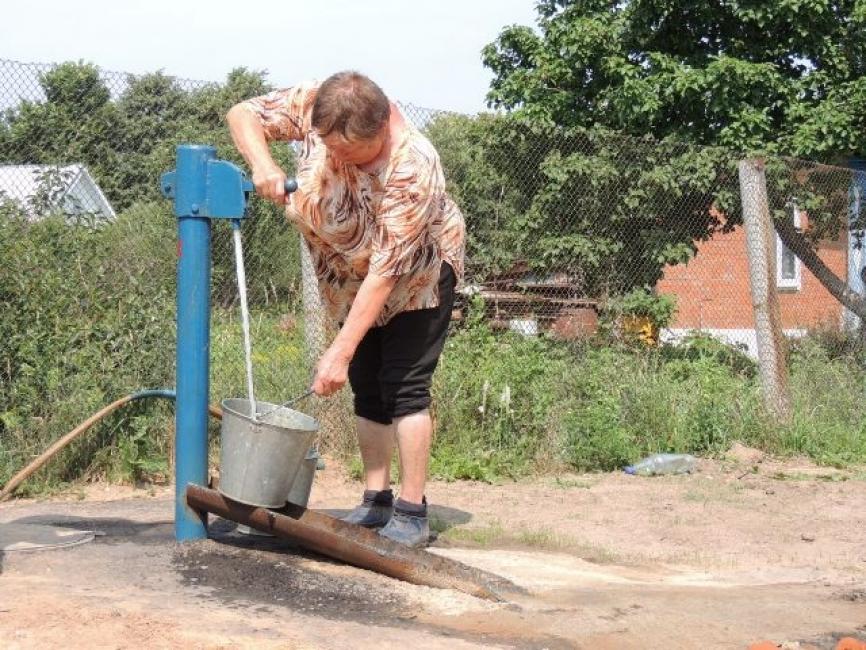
[300,237,325,370]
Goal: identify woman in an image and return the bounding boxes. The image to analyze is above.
[227,71,465,547]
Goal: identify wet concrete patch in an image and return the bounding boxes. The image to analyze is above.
[173,540,408,624]
[0,522,94,552]
[3,506,583,648]
[8,514,173,546]
[171,519,572,649]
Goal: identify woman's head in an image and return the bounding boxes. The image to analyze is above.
[312,71,391,165]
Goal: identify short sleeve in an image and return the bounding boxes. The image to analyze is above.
[238,81,318,142]
[369,146,444,277]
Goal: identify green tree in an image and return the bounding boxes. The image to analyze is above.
[0,62,124,203]
[111,67,276,210]
[484,0,866,158]
[113,71,194,209]
[426,113,534,276]
[481,1,866,316]
[177,68,300,307]
[428,111,733,292]
[189,67,273,127]
[0,62,300,306]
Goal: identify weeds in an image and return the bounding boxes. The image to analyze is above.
[4,224,866,495]
[0,210,175,493]
[430,313,866,480]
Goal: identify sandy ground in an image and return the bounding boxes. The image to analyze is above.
[1,447,865,649]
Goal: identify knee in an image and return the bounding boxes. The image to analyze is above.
[381,379,432,420]
[353,393,393,425]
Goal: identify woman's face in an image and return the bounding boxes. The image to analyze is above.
[320,129,386,166]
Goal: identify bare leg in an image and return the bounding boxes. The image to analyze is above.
[394,409,433,504]
[356,416,395,491]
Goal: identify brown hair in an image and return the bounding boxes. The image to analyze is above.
[311,71,390,141]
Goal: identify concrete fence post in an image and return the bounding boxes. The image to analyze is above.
[738,158,793,424]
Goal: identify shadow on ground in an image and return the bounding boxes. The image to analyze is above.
[321,503,473,543]
[9,514,173,545]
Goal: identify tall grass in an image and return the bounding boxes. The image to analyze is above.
[0,207,176,492]
[429,304,866,480]
[4,230,865,494]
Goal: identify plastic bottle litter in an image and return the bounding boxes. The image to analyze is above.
[624,453,697,476]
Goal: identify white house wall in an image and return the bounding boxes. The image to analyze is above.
[660,328,807,360]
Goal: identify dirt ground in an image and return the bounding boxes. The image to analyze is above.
[1,447,865,649]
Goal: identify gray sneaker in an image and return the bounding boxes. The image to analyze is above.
[378,500,430,548]
[340,489,394,528]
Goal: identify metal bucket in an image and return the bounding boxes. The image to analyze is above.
[286,447,320,507]
[237,446,320,536]
[218,398,318,508]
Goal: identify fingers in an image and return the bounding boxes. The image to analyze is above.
[274,177,286,204]
[270,176,287,204]
[312,368,346,397]
[312,376,326,397]
[313,348,349,397]
[313,377,344,397]
[252,166,287,204]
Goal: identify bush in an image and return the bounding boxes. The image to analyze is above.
[210,198,303,309]
[788,325,866,369]
[431,299,763,478]
[781,334,866,466]
[604,287,678,331]
[4,207,865,493]
[432,312,568,480]
[209,307,310,406]
[429,299,866,480]
[0,206,175,492]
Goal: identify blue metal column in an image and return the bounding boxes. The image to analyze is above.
[161,144,289,541]
[171,144,215,541]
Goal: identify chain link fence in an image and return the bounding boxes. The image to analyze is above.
[2,58,865,488]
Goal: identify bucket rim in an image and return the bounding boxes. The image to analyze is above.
[221,397,319,432]
[216,487,287,509]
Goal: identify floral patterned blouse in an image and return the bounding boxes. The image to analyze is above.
[240,81,465,326]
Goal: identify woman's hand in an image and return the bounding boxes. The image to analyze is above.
[226,104,287,204]
[252,163,288,204]
[311,273,398,397]
[312,343,352,397]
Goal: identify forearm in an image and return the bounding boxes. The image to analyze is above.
[331,273,398,359]
[226,104,278,173]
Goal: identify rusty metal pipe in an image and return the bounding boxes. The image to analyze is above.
[186,484,523,602]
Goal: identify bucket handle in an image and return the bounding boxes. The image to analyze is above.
[257,388,315,422]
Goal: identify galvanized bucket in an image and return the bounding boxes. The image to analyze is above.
[286,447,320,507]
[218,398,319,508]
[237,446,320,536]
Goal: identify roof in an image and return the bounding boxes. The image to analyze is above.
[0,164,116,222]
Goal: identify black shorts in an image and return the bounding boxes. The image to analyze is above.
[348,262,456,425]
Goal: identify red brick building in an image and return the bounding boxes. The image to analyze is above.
[656,208,861,356]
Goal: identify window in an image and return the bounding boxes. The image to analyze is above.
[776,205,802,290]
